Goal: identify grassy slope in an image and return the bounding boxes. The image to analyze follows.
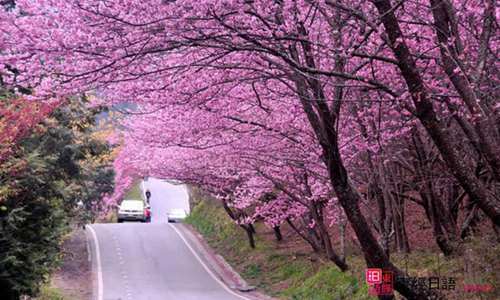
[185,200,373,300]
[37,285,65,300]
[186,194,500,300]
[123,181,143,200]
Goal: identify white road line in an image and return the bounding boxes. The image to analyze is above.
[86,234,92,262]
[87,225,104,300]
[169,224,252,300]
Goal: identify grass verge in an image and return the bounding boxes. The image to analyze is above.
[186,193,499,300]
[123,180,143,200]
[36,284,65,300]
[185,199,374,299]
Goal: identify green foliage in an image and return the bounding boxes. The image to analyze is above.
[0,97,115,299]
[282,266,373,300]
[37,285,65,300]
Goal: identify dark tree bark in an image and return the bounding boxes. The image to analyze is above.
[301,168,348,271]
[351,101,394,257]
[412,130,460,255]
[248,223,256,234]
[273,226,282,242]
[386,167,410,253]
[242,225,256,249]
[221,199,256,248]
[302,214,323,249]
[290,54,442,300]
[310,202,348,271]
[493,222,500,243]
[286,218,321,253]
[379,164,395,259]
[281,5,444,297]
[429,0,500,182]
[420,190,456,256]
[339,218,347,261]
[460,203,479,239]
[372,0,500,227]
[392,194,410,253]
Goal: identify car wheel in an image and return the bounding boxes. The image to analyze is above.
[118,219,123,223]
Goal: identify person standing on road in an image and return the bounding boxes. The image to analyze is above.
[145,189,151,203]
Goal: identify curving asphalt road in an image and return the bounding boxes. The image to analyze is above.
[87,178,249,300]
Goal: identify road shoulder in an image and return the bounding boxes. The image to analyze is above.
[50,228,92,300]
[174,223,274,300]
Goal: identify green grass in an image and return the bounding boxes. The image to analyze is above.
[243,263,262,279]
[186,194,500,300]
[37,285,65,300]
[283,266,372,300]
[123,181,143,200]
[185,198,374,299]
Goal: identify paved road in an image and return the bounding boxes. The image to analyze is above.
[87,178,247,300]
[142,178,190,223]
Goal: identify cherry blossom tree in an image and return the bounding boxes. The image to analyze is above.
[1,1,498,298]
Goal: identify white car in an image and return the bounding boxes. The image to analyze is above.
[167,208,187,223]
[118,200,148,223]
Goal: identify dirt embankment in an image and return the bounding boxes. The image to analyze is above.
[50,228,91,300]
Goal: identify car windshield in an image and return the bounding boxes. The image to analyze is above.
[120,200,144,210]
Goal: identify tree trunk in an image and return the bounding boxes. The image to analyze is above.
[492,222,500,243]
[412,133,458,255]
[319,97,440,296]
[273,226,283,242]
[352,105,393,257]
[302,214,323,249]
[379,164,394,259]
[373,0,500,227]
[392,196,410,253]
[222,199,256,248]
[339,218,347,261]
[286,218,321,252]
[310,202,348,271]
[336,184,441,299]
[241,225,256,249]
[248,223,256,234]
[460,204,479,239]
[429,0,500,182]
[290,19,442,297]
